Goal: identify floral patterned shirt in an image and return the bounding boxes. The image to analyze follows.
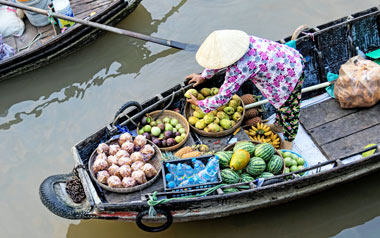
[198,35,304,113]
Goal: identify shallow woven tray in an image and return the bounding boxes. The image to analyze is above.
[184,97,245,138]
[138,110,190,152]
[223,140,285,174]
[88,138,162,193]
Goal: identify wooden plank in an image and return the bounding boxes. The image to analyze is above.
[300,99,358,130]
[308,103,380,145]
[321,124,380,160]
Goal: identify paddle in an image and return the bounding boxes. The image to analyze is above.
[0,0,200,52]
[244,80,336,109]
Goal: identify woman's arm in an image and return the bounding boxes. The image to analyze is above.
[198,66,248,113]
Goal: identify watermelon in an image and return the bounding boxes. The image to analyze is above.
[216,151,233,168]
[221,169,240,184]
[223,188,239,193]
[267,155,284,175]
[258,172,274,178]
[254,143,275,162]
[233,141,256,156]
[235,169,243,175]
[246,157,266,176]
[240,173,255,182]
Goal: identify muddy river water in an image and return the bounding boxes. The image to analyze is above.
[1,0,380,237]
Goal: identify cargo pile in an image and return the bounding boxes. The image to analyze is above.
[92,133,158,188]
[244,123,281,148]
[216,141,284,187]
[280,150,307,175]
[138,113,188,148]
[240,94,263,126]
[185,88,244,133]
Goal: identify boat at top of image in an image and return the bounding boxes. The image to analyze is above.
[0,0,142,81]
[38,6,380,232]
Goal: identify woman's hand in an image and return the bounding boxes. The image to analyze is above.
[186,93,199,107]
[185,73,205,87]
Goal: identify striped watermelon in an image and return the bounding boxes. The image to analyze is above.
[267,155,284,175]
[254,143,275,162]
[240,173,255,182]
[216,151,233,168]
[221,169,240,184]
[258,172,274,178]
[246,157,266,176]
[233,141,256,156]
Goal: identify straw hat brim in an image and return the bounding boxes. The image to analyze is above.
[196,30,250,70]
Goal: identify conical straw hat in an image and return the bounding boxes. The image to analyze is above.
[196,30,250,69]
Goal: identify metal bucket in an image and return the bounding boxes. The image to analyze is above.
[16,0,51,27]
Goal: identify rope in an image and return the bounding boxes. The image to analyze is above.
[147,183,226,217]
[302,32,315,41]
[153,92,176,121]
[18,33,42,52]
[47,6,56,25]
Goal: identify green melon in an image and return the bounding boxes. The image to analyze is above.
[254,143,275,162]
[267,155,284,175]
[233,141,256,156]
[258,172,274,178]
[246,157,266,176]
[240,173,255,182]
[216,151,233,168]
[221,169,240,184]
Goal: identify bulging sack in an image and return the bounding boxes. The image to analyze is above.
[334,56,380,108]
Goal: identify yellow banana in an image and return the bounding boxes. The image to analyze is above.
[251,126,258,131]
[264,131,272,136]
[263,125,271,132]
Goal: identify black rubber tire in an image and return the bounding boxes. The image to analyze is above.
[39,174,90,220]
[136,209,173,232]
[263,178,285,186]
[114,101,143,120]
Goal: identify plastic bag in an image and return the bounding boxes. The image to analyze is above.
[334,56,380,108]
[0,34,15,61]
[0,5,25,38]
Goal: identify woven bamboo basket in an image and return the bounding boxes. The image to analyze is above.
[184,97,245,138]
[88,138,162,193]
[242,124,284,149]
[223,140,285,174]
[138,110,190,152]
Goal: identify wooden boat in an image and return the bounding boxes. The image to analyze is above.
[0,0,141,81]
[39,6,380,232]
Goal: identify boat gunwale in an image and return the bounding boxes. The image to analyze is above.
[92,151,380,212]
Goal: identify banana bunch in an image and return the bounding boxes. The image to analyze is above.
[244,123,281,148]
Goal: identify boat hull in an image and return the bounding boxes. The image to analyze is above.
[0,0,142,81]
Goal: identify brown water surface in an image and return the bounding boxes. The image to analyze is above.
[0,0,379,237]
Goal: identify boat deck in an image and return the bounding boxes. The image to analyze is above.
[3,0,113,53]
[300,99,380,160]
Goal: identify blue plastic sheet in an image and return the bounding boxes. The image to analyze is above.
[326,72,339,98]
[0,34,15,61]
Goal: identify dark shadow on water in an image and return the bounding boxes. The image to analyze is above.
[0,1,187,130]
[66,170,380,238]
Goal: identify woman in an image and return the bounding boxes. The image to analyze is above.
[186,30,304,149]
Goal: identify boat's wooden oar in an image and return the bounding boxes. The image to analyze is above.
[245,80,336,109]
[0,0,200,52]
